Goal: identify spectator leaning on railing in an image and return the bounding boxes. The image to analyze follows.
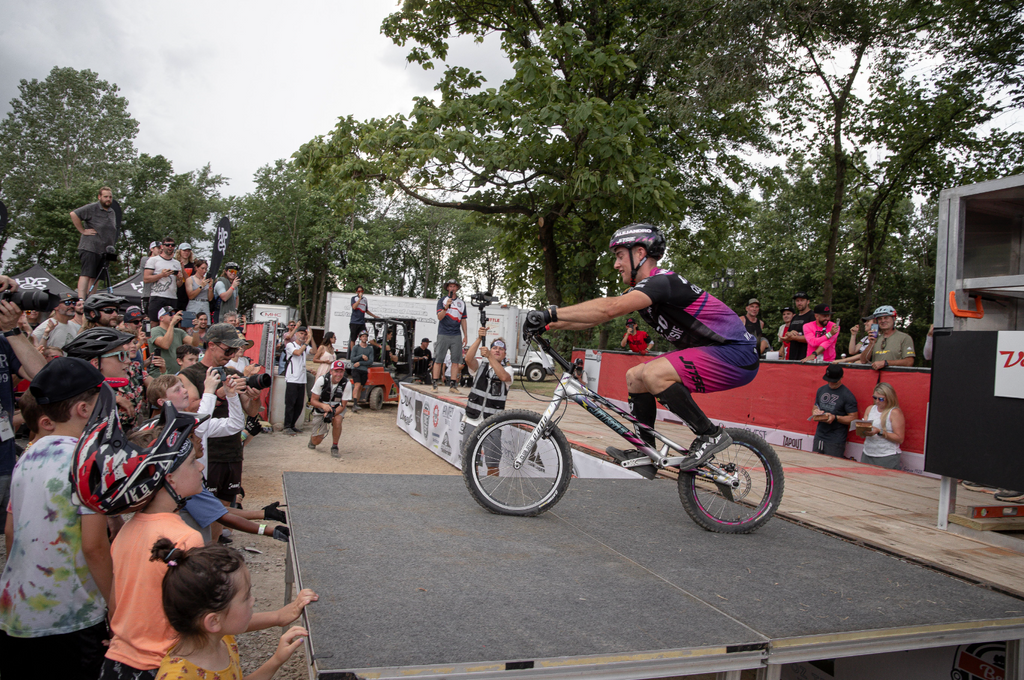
[859,305,915,370]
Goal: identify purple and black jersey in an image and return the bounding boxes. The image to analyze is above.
[632,268,754,349]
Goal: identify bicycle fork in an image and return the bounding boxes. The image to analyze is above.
[511,392,565,470]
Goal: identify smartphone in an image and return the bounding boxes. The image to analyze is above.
[870,323,879,337]
[181,311,196,329]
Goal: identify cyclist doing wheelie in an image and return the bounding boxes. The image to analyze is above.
[523,223,760,471]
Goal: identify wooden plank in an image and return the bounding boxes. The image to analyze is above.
[949,514,1024,532]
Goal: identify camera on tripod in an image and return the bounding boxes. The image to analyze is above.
[470,291,500,327]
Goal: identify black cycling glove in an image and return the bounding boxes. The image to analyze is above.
[262,501,287,523]
[272,525,290,542]
[523,309,552,338]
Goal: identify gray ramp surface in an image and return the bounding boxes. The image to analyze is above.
[284,473,1024,676]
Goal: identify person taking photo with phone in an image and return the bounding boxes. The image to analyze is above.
[149,306,202,375]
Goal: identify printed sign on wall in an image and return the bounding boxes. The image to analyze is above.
[994,331,1024,399]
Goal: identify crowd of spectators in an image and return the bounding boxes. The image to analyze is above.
[0,190,315,679]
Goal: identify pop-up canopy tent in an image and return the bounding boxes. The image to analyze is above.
[110,270,144,308]
[11,264,76,297]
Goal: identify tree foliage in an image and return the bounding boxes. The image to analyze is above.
[298,0,780,307]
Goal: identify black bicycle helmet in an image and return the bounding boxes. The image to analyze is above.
[70,384,207,514]
[608,223,667,286]
[83,293,127,321]
[64,327,136,360]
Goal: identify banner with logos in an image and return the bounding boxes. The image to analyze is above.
[397,385,640,478]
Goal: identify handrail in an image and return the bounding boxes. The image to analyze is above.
[949,291,984,319]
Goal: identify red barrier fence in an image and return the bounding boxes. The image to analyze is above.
[572,349,930,457]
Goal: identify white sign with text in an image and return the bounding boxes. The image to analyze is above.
[995,331,1024,399]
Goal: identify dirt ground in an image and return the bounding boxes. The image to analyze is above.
[234,405,457,678]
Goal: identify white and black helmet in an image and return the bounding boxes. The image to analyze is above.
[64,327,136,360]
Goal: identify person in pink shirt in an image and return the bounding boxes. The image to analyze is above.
[802,304,840,362]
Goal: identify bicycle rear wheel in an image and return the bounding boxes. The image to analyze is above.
[677,428,784,534]
[462,409,573,517]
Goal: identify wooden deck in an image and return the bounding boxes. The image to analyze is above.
[406,382,1024,599]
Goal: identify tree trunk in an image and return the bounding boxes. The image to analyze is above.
[539,213,561,306]
[598,325,609,349]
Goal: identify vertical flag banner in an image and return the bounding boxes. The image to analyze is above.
[210,216,232,275]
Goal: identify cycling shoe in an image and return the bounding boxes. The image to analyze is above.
[679,428,732,471]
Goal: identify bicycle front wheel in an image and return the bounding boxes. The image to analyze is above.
[677,428,784,534]
[462,409,573,517]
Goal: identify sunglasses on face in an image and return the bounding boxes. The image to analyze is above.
[216,343,239,356]
[101,350,131,363]
[61,300,78,306]
[100,308,118,314]
[874,396,886,402]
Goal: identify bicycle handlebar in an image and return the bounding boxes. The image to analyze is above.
[528,334,575,374]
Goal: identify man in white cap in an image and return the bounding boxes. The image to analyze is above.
[859,305,915,370]
[149,306,202,375]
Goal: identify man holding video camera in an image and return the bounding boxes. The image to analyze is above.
[70,187,118,301]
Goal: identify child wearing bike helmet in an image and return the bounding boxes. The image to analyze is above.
[0,358,110,680]
[68,388,317,679]
[150,540,308,679]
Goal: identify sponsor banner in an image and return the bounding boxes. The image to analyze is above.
[995,330,1024,399]
[397,385,640,478]
[604,397,928,476]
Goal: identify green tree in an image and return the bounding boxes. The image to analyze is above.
[775,0,1024,307]
[231,160,357,325]
[299,0,780,307]
[0,66,138,259]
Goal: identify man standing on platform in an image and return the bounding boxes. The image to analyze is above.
[810,364,859,459]
[143,237,183,322]
[349,285,379,348]
[432,279,468,393]
[70,187,117,301]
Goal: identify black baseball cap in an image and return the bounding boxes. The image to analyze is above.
[823,364,844,381]
[813,304,831,315]
[626,318,636,325]
[30,357,104,405]
[421,338,430,343]
[793,291,810,300]
[781,306,793,313]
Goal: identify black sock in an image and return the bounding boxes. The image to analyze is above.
[628,392,658,447]
[654,383,716,436]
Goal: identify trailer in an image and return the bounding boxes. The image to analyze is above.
[324,291,550,379]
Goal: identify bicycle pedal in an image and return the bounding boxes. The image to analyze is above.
[606,447,658,479]
[605,446,637,463]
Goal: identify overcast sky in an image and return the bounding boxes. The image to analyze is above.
[0,0,515,198]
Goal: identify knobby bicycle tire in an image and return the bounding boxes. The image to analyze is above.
[462,409,573,516]
[677,428,784,533]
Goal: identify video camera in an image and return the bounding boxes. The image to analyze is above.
[470,291,500,327]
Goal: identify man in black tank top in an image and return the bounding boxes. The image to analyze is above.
[739,298,769,355]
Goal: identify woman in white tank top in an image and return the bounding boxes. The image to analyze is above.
[861,382,904,469]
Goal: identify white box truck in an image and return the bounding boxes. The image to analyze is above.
[250,304,300,325]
